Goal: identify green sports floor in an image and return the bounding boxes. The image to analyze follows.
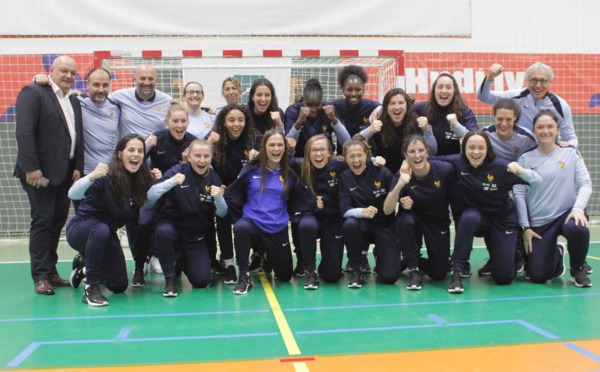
[2,230,600,372]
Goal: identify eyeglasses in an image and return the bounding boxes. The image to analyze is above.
[406,148,427,156]
[310,148,328,154]
[528,78,549,86]
[185,90,204,96]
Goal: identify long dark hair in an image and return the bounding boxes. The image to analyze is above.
[380,88,419,147]
[461,130,495,165]
[108,134,152,207]
[247,78,279,131]
[427,72,466,123]
[259,129,291,197]
[213,103,259,167]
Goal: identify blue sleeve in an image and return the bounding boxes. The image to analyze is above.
[461,107,478,130]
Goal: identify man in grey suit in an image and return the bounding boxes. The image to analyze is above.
[15,55,84,295]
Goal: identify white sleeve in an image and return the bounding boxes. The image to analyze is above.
[477,79,520,104]
[518,168,542,187]
[343,208,365,219]
[573,154,592,212]
[558,103,578,148]
[145,177,178,207]
[68,175,93,200]
[332,119,351,144]
[214,194,228,218]
[423,128,438,155]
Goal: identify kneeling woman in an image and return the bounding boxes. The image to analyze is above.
[433,130,541,293]
[384,134,458,290]
[339,136,400,288]
[66,134,155,306]
[514,110,593,287]
[146,139,227,297]
[224,129,316,295]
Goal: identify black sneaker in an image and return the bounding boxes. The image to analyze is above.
[406,268,422,290]
[554,243,566,277]
[233,273,253,295]
[70,253,86,288]
[82,283,108,306]
[132,269,146,288]
[348,270,364,288]
[293,261,306,277]
[448,271,464,293]
[304,270,319,290]
[477,260,492,276]
[360,254,371,273]
[163,276,178,297]
[460,260,472,278]
[570,269,592,288]
[515,250,524,273]
[224,265,237,285]
[211,260,226,275]
[249,253,262,273]
[583,260,593,274]
[343,261,353,272]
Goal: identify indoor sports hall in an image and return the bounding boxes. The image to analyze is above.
[1,1,600,371]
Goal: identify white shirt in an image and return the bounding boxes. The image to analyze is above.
[49,78,76,159]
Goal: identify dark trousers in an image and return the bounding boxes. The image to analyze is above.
[297,214,345,282]
[66,218,128,293]
[343,217,401,284]
[132,206,155,270]
[155,220,211,288]
[528,209,590,283]
[233,218,293,281]
[20,172,71,282]
[396,211,450,280]
[216,214,235,260]
[452,207,518,285]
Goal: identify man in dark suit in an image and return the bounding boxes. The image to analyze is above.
[15,55,84,295]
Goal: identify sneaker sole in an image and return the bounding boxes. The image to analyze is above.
[224,280,237,285]
[406,284,422,290]
[477,271,491,276]
[570,276,592,288]
[233,283,253,295]
[448,288,464,293]
[460,272,472,278]
[163,292,178,297]
[131,282,146,288]
[82,296,108,307]
[304,285,319,290]
[347,283,363,288]
[556,243,567,277]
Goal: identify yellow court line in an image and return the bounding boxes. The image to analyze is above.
[587,255,600,261]
[258,272,301,356]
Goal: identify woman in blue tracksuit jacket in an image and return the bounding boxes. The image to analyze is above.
[66,134,154,306]
[431,130,542,293]
[146,139,227,297]
[224,129,317,295]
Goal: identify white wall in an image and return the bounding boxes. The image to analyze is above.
[1,0,597,54]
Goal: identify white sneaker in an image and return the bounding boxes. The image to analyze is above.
[149,256,163,274]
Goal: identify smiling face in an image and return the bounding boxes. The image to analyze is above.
[222,81,240,104]
[119,138,145,173]
[387,93,407,125]
[224,109,246,140]
[304,92,323,119]
[494,108,517,140]
[345,144,368,176]
[527,70,551,100]
[533,115,559,147]
[309,138,330,169]
[189,143,212,175]
[434,76,455,107]
[404,141,429,172]
[87,69,111,103]
[343,77,364,108]
[49,56,77,94]
[265,133,285,169]
[465,135,487,168]
[183,83,204,109]
[133,65,157,101]
[165,110,189,141]
[252,85,272,115]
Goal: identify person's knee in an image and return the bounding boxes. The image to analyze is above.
[106,279,128,293]
[189,275,211,289]
[491,270,515,285]
[320,268,342,283]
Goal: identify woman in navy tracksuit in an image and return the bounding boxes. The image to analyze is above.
[146,139,227,297]
[131,101,198,286]
[384,134,459,290]
[290,135,348,289]
[332,65,382,154]
[413,73,478,156]
[432,130,542,293]
[212,103,262,284]
[339,135,400,288]
[224,129,317,294]
[246,78,286,134]
[66,134,154,306]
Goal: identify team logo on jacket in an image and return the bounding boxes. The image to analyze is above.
[328,171,338,187]
[483,174,498,191]
[205,185,211,192]
[559,161,565,168]
[513,146,519,153]
[109,110,114,116]
[434,180,441,189]
[322,125,328,133]
[445,131,459,140]
[279,175,285,184]
[205,122,210,128]
[363,117,369,123]
[373,180,387,198]
[157,106,162,111]
[199,185,213,202]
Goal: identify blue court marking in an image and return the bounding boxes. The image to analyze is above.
[0,309,270,322]
[563,343,600,363]
[6,329,279,367]
[296,313,560,340]
[285,292,600,311]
